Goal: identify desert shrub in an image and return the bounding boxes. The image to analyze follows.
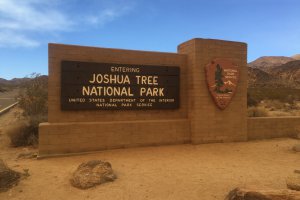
[248,87,300,103]
[5,121,38,147]
[265,100,285,110]
[18,73,48,116]
[8,74,48,147]
[248,106,268,117]
[247,92,258,107]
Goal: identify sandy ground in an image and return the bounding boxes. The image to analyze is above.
[1,108,300,200]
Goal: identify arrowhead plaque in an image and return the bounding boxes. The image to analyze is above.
[205,58,239,110]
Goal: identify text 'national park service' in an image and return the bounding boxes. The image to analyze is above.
[60,61,180,110]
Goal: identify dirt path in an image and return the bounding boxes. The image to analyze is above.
[0,107,23,156]
[1,139,299,199]
[1,110,300,200]
[0,88,19,111]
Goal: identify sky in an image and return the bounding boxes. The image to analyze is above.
[0,0,299,79]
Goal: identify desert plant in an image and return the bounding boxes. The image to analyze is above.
[247,92,258,107]
[18,73,48,116]
[5,121,38,147]
[7,73,48,147]
[248,87,300,104]
[265,100,284,110]
[248,106,268,117]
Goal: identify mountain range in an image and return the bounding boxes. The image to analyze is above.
[0,56,300,90]
[248,55,300,89]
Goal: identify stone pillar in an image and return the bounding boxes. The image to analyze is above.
[178,38,248,143]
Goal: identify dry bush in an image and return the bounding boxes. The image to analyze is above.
[5,116,46,147]
[247,93,258,107]
[18,73,48,117]
[8,73,48,147]
[264,100,285,110]
[248,106,268,117]
[0,159,21,192]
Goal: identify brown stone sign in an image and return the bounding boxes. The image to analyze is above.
[205,58,239,110]
[61,61,180,110]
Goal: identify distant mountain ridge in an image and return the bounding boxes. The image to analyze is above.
[248,55,300,89]
[0,77,31,86]
[0,76,48,93]
[248,56,295,72]
[292,54,300,60]
[1,58,299,90]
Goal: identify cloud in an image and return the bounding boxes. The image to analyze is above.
[85,5,134,27]
[0,31,39,48]
[0,0,135,48]
[0,0,72,47]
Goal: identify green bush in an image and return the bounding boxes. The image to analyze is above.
[248,106,268,117]
[8,74,48,147]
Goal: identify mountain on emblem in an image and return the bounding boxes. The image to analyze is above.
[205,59,239,110]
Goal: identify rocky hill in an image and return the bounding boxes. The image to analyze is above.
[292,54,300,60]
[247,67,281,87]
[0,77,30,86]
[0,76,47,93]
[248,56,300,89]
[248,56,295,73]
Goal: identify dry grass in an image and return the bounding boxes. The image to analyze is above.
[248,101,300,117]
[247,106,269,117]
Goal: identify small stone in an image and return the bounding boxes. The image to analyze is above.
[17,151,38,159]
[70,160,116,189]
[287,176,300,191]
[292,144,300,152]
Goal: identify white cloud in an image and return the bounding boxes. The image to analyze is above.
[0,0,72,31]
[85,5,134,26]
[0,31,39,48]
[0,0,135,48]
[0,0,72,47]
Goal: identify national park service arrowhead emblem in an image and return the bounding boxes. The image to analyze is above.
[205,58,239,110]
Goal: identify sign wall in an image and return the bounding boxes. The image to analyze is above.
[61,61,180,110]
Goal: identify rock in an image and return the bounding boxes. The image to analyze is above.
[293,144,300,152]
[17,151,38,159]
[226,187,300,200]
[0,159,21,192]
[70,160,116,189]
[287,176,300,191]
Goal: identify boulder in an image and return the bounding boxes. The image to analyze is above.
[287,176,300,191]
[70,160,116,189]
[226,187,300,200]
[293,144,300,152]
[0,159,21,192]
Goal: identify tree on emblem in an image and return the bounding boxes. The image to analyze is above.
[214,64,232,94]
[214,64,224,93]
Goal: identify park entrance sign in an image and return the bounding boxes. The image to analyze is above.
[39,38,248,157]
[61,61,180,110]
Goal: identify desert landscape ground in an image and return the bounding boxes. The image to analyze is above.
[0,56,300,199]
[0,107,300,200]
